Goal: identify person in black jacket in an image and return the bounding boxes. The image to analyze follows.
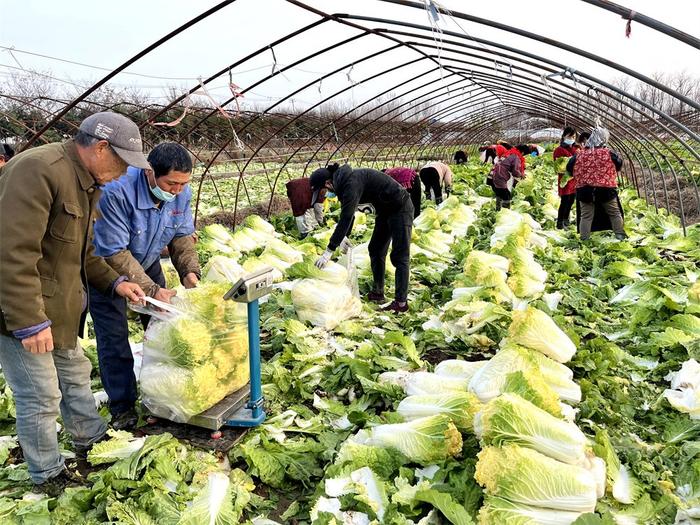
[310,163,414,313]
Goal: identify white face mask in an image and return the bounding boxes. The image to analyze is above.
[149,183,177,202]
[563,138,575,146]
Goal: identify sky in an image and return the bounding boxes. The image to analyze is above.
[1,0,698,112]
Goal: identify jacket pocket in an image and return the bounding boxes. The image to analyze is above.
[49,202,84,243]
[40,276,58,297]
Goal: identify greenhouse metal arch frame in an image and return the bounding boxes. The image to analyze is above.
[7,0,699,229]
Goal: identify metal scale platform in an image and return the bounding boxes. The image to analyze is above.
[139,267,275,451]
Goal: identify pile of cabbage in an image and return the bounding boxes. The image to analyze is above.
[140,281,250,422]
[288,260,362,330]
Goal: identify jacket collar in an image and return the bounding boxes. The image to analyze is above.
[63,140,97,191]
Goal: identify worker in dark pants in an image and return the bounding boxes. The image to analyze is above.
[566,127,626,240]
[419,161,453,205]
[311,163,414,314]
[90,143,201,430]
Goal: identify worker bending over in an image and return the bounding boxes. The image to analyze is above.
[90,142,200,430]
[311,163,414,313]
[286,176,326,238]
[419,160,453,205]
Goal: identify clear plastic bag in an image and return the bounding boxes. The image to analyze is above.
[134,283,250,423]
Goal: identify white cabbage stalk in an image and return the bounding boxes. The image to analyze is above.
[479,496,585,525]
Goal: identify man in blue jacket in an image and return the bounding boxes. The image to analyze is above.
[90,142,201,429]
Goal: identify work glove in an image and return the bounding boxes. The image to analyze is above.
[315,249,333,269]
[445,185,452,196]
[339,237,353,254]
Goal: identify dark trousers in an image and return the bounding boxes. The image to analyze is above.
[419,167,443,204]
[409,180,422,218]
[368,198,414,303]
[557,194,576,228]
[88,260,165,416]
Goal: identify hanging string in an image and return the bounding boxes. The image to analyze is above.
[424,0,445,84]
[346,63,357,86]
[268,45,291,82]
[149,95,192,127]
[625,11,636,38]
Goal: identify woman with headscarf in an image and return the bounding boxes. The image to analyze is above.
[566,127,626,240]
[553,127,579,229]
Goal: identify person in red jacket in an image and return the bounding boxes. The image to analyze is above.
[512,145,528,174]
[286,177,326,238]
[566,127,626,241]
[487,148,524,209]
[553,127,579,229]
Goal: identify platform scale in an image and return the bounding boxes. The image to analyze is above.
[140,267,276,451]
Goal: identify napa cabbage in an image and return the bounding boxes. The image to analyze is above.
[474,393,588,464]
[87,430,146,465]
[352,415,462,464]
[397,391,482,432]
[202,255,245,284]
[178,471,237,525]
[478,496,585,525]
[507,307,577,363]
[475,445,598,512]
[469,345,581,403]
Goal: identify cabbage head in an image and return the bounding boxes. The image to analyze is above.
[508,307,576,363]
[478,496,585,525]
[397,392,482,432]
[475,445,598,512]
[474,393,588,464]
[357,414,462,464]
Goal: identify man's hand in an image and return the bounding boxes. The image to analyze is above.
[339,237,353,255]
[21,326,54,354]
[115,282,146,304]
[315,249,332,269]
[154,287,177,304]
[445,185,452,196]
[183,273,199,289]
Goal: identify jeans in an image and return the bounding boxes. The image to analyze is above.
[89,260,165,416]
[579,198,625,240]
[368,197,414,302]
[557,194,576,228]
[0,334,106,483]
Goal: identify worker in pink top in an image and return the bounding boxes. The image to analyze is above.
[419,161,453,205]
[383,167,422,218]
